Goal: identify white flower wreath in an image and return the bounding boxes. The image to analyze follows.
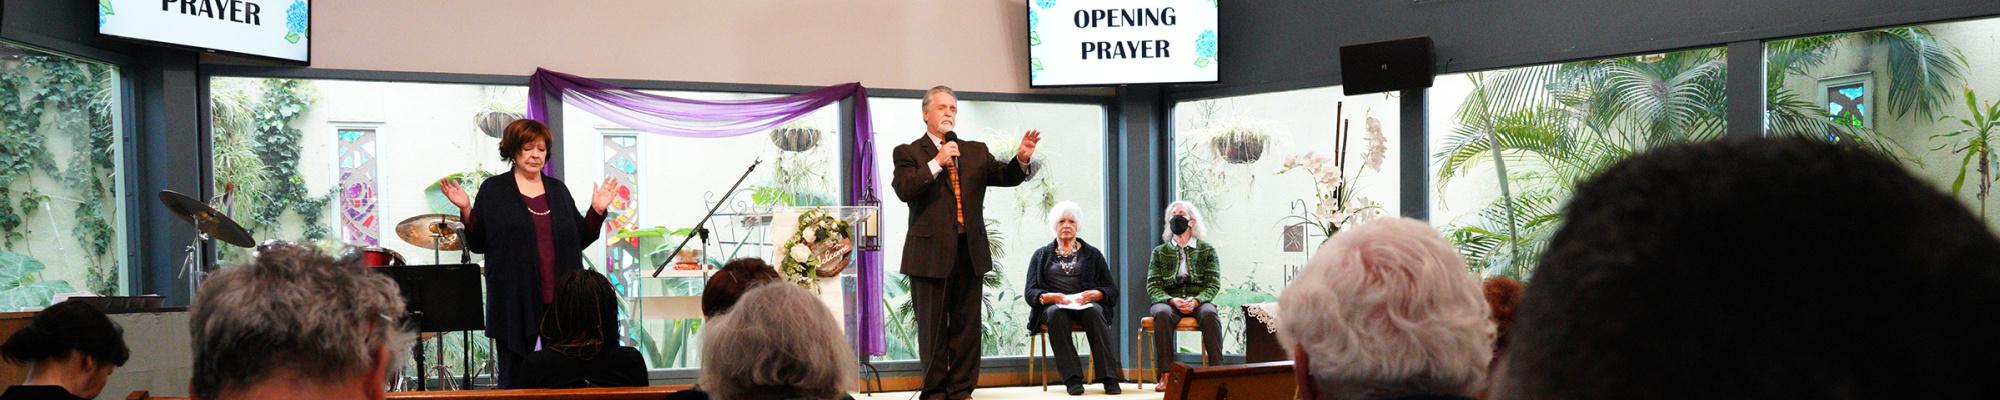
[777,208,853,293]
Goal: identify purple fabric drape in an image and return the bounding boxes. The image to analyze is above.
[526,68,886,356]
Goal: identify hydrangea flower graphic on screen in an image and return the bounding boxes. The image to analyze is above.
[1029,8,1041,46]
[97,0,113,27]
[285,0,310,44]
[1195,29,1218,67]
[1035,0,1057,9]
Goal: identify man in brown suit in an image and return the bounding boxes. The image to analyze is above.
[891,85,1039,400]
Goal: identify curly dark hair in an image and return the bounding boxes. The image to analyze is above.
[1,300,129,367]
[1500,138,2000,399]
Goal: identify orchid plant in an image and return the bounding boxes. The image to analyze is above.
[1276,112,1389,238]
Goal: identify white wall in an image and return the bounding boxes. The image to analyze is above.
[305,0,1100,95]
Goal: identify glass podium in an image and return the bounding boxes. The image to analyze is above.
[631,205,880,365]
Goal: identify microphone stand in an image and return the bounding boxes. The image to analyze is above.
[652,159,761,277]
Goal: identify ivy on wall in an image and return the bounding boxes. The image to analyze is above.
[0,54,122,295]
[214,78,328,262]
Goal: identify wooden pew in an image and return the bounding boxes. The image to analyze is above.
[129,385,692,400]
[1161,361,1297,400]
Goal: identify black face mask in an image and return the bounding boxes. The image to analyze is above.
[1170,216,1190,235]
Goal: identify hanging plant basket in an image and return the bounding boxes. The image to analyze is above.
[771,127,823,152]
[1209,127,1270,164]
[476,110,523,139]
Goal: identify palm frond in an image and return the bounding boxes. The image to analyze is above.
[1444,188,1563,279]
[1765,86,1916,162]
[1434,106,1578,186]
[1863,27,1968,120]
[1766,33,1847,88]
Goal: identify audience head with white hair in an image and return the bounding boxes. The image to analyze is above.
[1161,200,1206,243]
[189,244,413,400]
[1277,217,1492,400]
[1497,138,2000,400]
[1048,201,1085,241]
[699,283,856,400]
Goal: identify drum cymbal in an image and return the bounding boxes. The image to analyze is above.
[158,190,255,248]
[395,214,465,251]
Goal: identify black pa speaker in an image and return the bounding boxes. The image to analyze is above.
[1340,37,1435,96]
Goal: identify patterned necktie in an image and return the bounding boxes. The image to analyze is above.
[948,163,964,232]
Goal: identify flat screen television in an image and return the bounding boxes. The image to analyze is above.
[1028,0,1218,87]
[98,0,310,64]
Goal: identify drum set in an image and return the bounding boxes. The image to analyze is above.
[160,189,472,270]
[161,189,491,390]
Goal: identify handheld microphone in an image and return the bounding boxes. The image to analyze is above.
[942,131,961,168]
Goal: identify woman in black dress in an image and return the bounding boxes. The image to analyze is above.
[442,119,615,388]
[1023,201,1122,395]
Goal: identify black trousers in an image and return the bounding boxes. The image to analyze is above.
[1044,306,1124,384]
[911,240,982,400]
[1149,302,1223,373]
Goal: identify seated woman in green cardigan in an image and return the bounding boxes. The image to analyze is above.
[1146,200,1224,390]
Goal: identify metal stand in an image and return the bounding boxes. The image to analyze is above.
[428,335,456,390]
[652,159,759,277]
[412,313,430,390]
[177,236,208,299]
[376,265,484,392]
[858,329,883,395]
[471,338,497,389]
[461,331,473,390]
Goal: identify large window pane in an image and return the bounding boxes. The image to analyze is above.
[209,76,526,374]
[0,42,127,309]
[1767,18,1998,230]
[1170,86,1402,355]
[560,91,842,369]
[868,97,1109,361]
[1429,47,1728,279]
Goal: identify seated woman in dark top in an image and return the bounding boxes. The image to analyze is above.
[518,269,647,389]
[1023,201,1122,395]
[0,300,130,400]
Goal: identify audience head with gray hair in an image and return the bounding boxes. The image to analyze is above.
[1278,217,1492,400]
[698,283,856,400]
[190,244,413,400]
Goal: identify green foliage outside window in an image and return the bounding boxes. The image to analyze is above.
[0,51,122,302]
[212,78,332,263]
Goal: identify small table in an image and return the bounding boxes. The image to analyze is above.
[1242,302,1287,363]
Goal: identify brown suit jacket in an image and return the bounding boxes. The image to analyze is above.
[890,134,1033,279]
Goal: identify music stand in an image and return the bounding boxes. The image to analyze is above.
[373,264,484,391]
